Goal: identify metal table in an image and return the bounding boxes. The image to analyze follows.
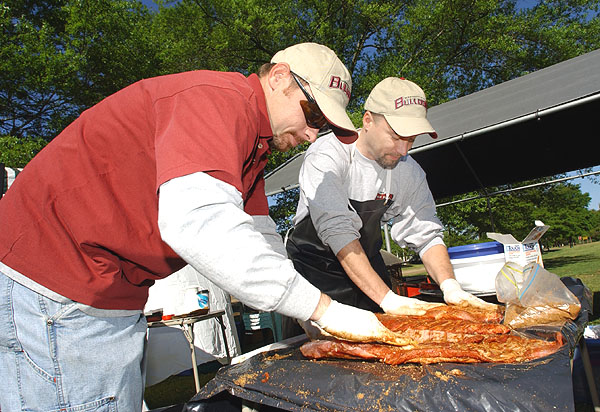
[147,310,231,392]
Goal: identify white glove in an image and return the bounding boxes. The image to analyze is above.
[315,300,391,342]
[440,278,498,310]
[298,319,331,340]
[379,290,444,316]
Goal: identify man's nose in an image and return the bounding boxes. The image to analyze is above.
[396,140,412,156]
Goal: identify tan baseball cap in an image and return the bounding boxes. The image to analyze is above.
[271,43,357,143]
[365,77,437,139]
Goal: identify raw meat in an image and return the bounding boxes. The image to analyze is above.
[419,304,504,323]
[375,313,510,344]
[300,332,564,364]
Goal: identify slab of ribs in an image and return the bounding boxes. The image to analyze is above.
[300,305,565,364]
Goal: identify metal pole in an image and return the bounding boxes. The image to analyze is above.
[578,338,600,411]
[182,324,201,393]
[216,314,232,364]
[383,223,392,253]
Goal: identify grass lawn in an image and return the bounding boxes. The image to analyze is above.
[144,373,209,409]
[144,241,600,410]
[543,241,600,290]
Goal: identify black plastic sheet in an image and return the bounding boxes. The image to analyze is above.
[186,278,591,412]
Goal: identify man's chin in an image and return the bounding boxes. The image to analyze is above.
[376,157,401,169]
[269,140,290,152]
[269,135,296,152]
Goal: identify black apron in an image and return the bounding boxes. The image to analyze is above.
[286,197,392,313]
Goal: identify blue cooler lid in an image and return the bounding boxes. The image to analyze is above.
[447,241,504,259]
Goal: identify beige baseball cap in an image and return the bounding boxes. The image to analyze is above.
[364,77,437,139]
[271,43,357,143]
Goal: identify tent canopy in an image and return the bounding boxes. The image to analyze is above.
[265,49,600,200]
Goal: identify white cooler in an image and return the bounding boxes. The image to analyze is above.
[447,241,505,295]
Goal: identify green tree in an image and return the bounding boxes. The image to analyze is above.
[531,183,594,247]
[2,0,599,235]
[1,0,159,138]
[358,0,600,107]
[436,180,597,248]
[60,0,160,109]
[590,210,600,240]
[0,135,47,167]
[1,1,74,138]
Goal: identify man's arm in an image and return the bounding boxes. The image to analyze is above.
[252,215,287,257]
[337,239,444,315]
[336,239,389,305]
[158,174,397,342]
[158,172,320,320]
[420,244,454,285]
[309,292,331,321]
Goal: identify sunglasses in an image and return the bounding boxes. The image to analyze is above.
[292,74,329,130]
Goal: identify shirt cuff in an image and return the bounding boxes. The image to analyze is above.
[418,237,446,258]
[325,232,360,256]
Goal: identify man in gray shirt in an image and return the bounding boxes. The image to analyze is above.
[286,77,495,327]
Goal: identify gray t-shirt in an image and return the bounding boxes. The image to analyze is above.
[293,132,445,257]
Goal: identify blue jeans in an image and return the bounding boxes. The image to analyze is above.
[0,271,147,411]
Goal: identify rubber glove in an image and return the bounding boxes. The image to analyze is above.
[314,300,391,342]
[440,278,498,310]
[298,319,331,340]
[379,290,444,316]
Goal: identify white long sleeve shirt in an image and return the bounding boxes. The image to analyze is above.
[293,132,445,257]
[158,172,320,321]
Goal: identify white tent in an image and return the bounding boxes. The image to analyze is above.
[144,265,241,386]
[1,166,22,197]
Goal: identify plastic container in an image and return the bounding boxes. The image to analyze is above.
[197,289,210,311]
[179,287,210,316]
[447,241,505,294]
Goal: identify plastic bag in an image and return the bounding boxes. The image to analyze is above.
[495,262,581,329]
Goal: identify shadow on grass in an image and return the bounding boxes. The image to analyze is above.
[543,253,600,269]
[144,361,222,409]
[144,373,209,409]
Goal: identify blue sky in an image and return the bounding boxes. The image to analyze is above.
[141,0,158,10]
[569,166,600,211]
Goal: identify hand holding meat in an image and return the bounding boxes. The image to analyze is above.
[440,279,498,310]
[380,290,444,316]
[315,300,411,345]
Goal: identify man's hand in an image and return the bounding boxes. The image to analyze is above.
[440,278,497,310]
[298,319,331,340]
[314,300,391,342]
[379,290,444,316]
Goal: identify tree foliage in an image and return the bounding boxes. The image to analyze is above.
[0,135,47,167]
[1,0,599,242]
[436,179,598,249]
[1,0,159,138]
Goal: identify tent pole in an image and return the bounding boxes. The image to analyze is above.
[436,170,600,208]
[383,223,392,253]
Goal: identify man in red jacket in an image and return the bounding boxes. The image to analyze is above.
[0,43,391,411]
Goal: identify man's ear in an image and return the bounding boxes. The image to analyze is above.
[362,110,374,130]
[267,63,292,91]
